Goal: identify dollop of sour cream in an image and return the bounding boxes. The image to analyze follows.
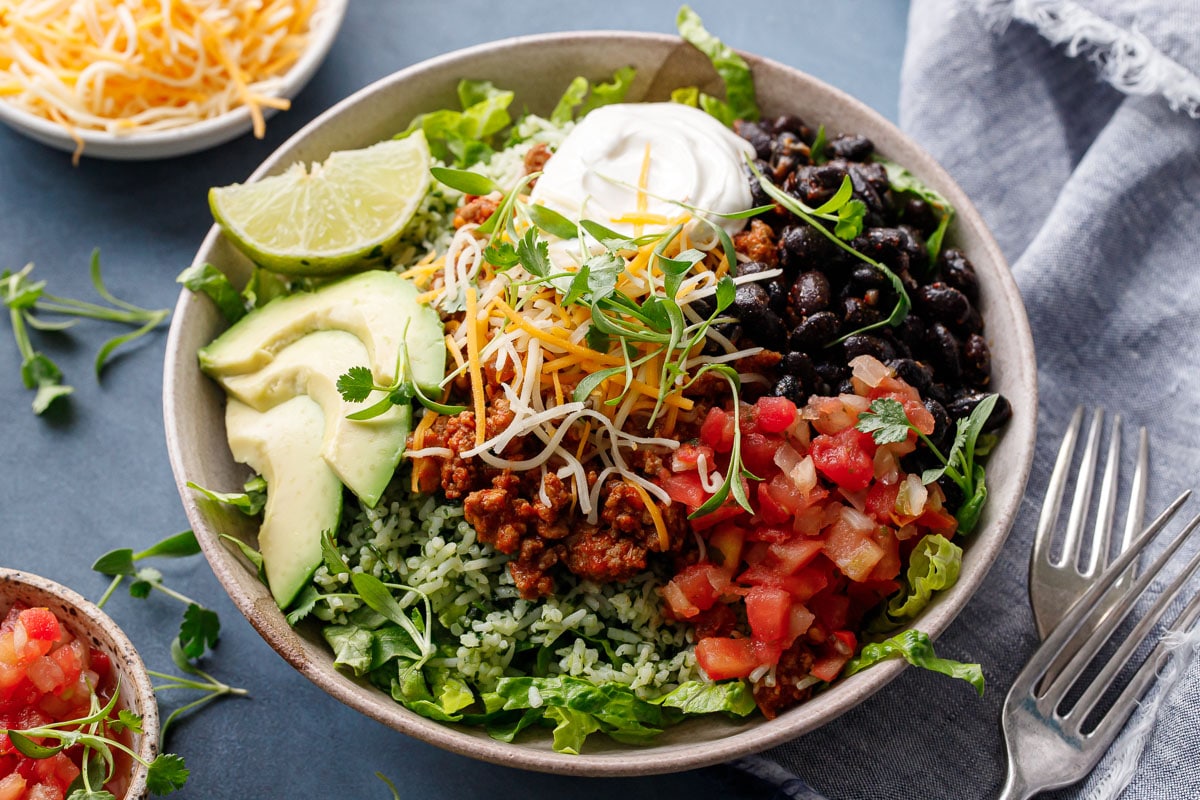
[530,102,756,240]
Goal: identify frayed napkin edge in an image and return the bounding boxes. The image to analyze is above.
[978,0,1200,118]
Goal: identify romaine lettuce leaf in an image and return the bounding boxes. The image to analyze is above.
[676,5,759,123]
[546,706,602,755]
[550,67,638,124]
[650,679,756,716]
[844,629,984,696]
[884,533,963,624]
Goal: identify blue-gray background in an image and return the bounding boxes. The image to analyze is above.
[0,2,908,797]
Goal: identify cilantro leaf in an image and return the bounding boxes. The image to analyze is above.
[109,708,144,734]
[516,228,552,278]
[21,353,73,414]
[145,753,189,795]
[336,365,376,403]
[483,240,519,268]
[178,604,220,660]
[856,398,915,445]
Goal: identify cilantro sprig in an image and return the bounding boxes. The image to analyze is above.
[1,682,189,797]
[2,252,169,415]
[335,321,467,419]
[856,394,999,534]
[687,365,757,517]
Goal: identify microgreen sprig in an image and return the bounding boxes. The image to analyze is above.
[1,682,190,797]
[856,394,998,534]
[2,252,169,414]
[685,364,756,517]
[92,531,221,662]
[149,640,249,746]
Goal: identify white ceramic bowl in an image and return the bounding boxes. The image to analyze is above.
[0,568,159,799]
[0,0,347,160]
[163,32,1038,776]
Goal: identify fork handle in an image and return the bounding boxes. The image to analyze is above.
[997,770,1034,800]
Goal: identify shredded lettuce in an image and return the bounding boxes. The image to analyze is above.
[882,533,963,625]
[844,629,984,696]
[399,79,514,167]
[676,5,759,124]
[550,67,637,124]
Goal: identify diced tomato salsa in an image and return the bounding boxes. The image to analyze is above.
[657,356,959,718]
[0,605,119,800]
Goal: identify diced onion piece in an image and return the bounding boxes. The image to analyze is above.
[895,473,929,519]
[850,354,893,392]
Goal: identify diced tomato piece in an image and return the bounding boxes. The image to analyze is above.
[755,396,797,433]
[48,641,84,688]
[0,773,26,800]
[766,539,825,574]
[87,649,109,677]
[671,443,715,472]
[691,603,738,639]
[751,638,784,667]
[664,564,727,619]
[745,586,791,641]
[739,563,829,602]
[25,657,64,694]
[764,472,806,515]
[688,502,746,532]
[741,432,781,480]
[695,637,759,680]
[865,481,901,524]
[810,428,877,491]
[707,525,744,572]
[755,482,792,525]
[17,611,59,645]
[745,524,792,544]
[823,506,886,581]
[809,591,851,632]
[810,631,858,683]
[867,527,902,581]
[661,581,699,619]
[700,407,735,452]
[783,604,816,648]
[661,471,707,509]
[918,506,959,535]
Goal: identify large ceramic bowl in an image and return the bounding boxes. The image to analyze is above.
[0,569,159,798]
[0,0,347,160]
[163,32,1038,775]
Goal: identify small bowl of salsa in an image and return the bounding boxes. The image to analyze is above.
[0,568,158,800]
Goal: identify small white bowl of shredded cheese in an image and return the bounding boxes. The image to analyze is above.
[0,0,348,162]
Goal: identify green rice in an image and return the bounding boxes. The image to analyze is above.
[313,470,700,697]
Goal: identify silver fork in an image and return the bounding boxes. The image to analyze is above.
[999,491,1200,799]
[1030,407,1149,639]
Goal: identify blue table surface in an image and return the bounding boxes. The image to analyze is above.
[0,2,909,797]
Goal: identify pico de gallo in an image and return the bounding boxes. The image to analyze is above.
[659,355,974,717]
[0,605,124,800]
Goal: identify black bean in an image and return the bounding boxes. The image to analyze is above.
[770,114,813,142]
[852,227,912,273]
[780,351,819,388]
[790,311,842,350]
[788,271,831,317]
[732,283,770,320]
[960,305,984,335]
[925,398,953,453]
[963,333,991,382]
[745,162,773,207]
[880,329,911,359]
[837,378,856,396]
[845,163,885,215]
[843,297,882,329]
[813,362,846,395]
[764,279,789,315]
[895,315,926,351]
[946,392,1012,432]
[779,224,835,271]
[790,164,847,206]
[828,134,874,161]
[771,374,806,403]
[842,334,895,362]
[887,358,934,394]
[757,310,790,350]
[852,160,890,193]
[916,282,971,327]
[735,260,773,278]
[734,120,774,161]
[937,476,964,509]
[925,322,962,380]
[938,248,980,303]
[925,381,951,406]
[849,265,888,293]
[901,198,939,236]
[689,294,717,319]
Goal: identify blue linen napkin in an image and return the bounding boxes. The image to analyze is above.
[739,1,1200,797]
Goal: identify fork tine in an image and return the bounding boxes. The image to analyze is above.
[1036,500,1199,715]
[1021,490,1191,690]
[1087,579,1200,744]
[1062,531,1200,728]
[1033,406,1085,571]
[1060,408,1105,569]
[1082,414,1121,577]
[1121,427,1150,557]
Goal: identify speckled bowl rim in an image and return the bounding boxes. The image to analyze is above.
[0,568,158,798]
[0,0,348,161]
[163,30,1038,776]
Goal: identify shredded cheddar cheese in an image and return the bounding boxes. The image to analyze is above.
[0,0,320,160]
[626,479,670,552]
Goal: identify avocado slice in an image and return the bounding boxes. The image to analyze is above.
[225,396,343,608]
[198,270,444,391]
[218,330,410,508]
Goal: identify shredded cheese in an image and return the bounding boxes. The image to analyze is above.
[464,286,486,447]
[626,479,670,552]
[0,0,320,160]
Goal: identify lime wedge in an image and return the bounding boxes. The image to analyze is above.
[209,133,432,275]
